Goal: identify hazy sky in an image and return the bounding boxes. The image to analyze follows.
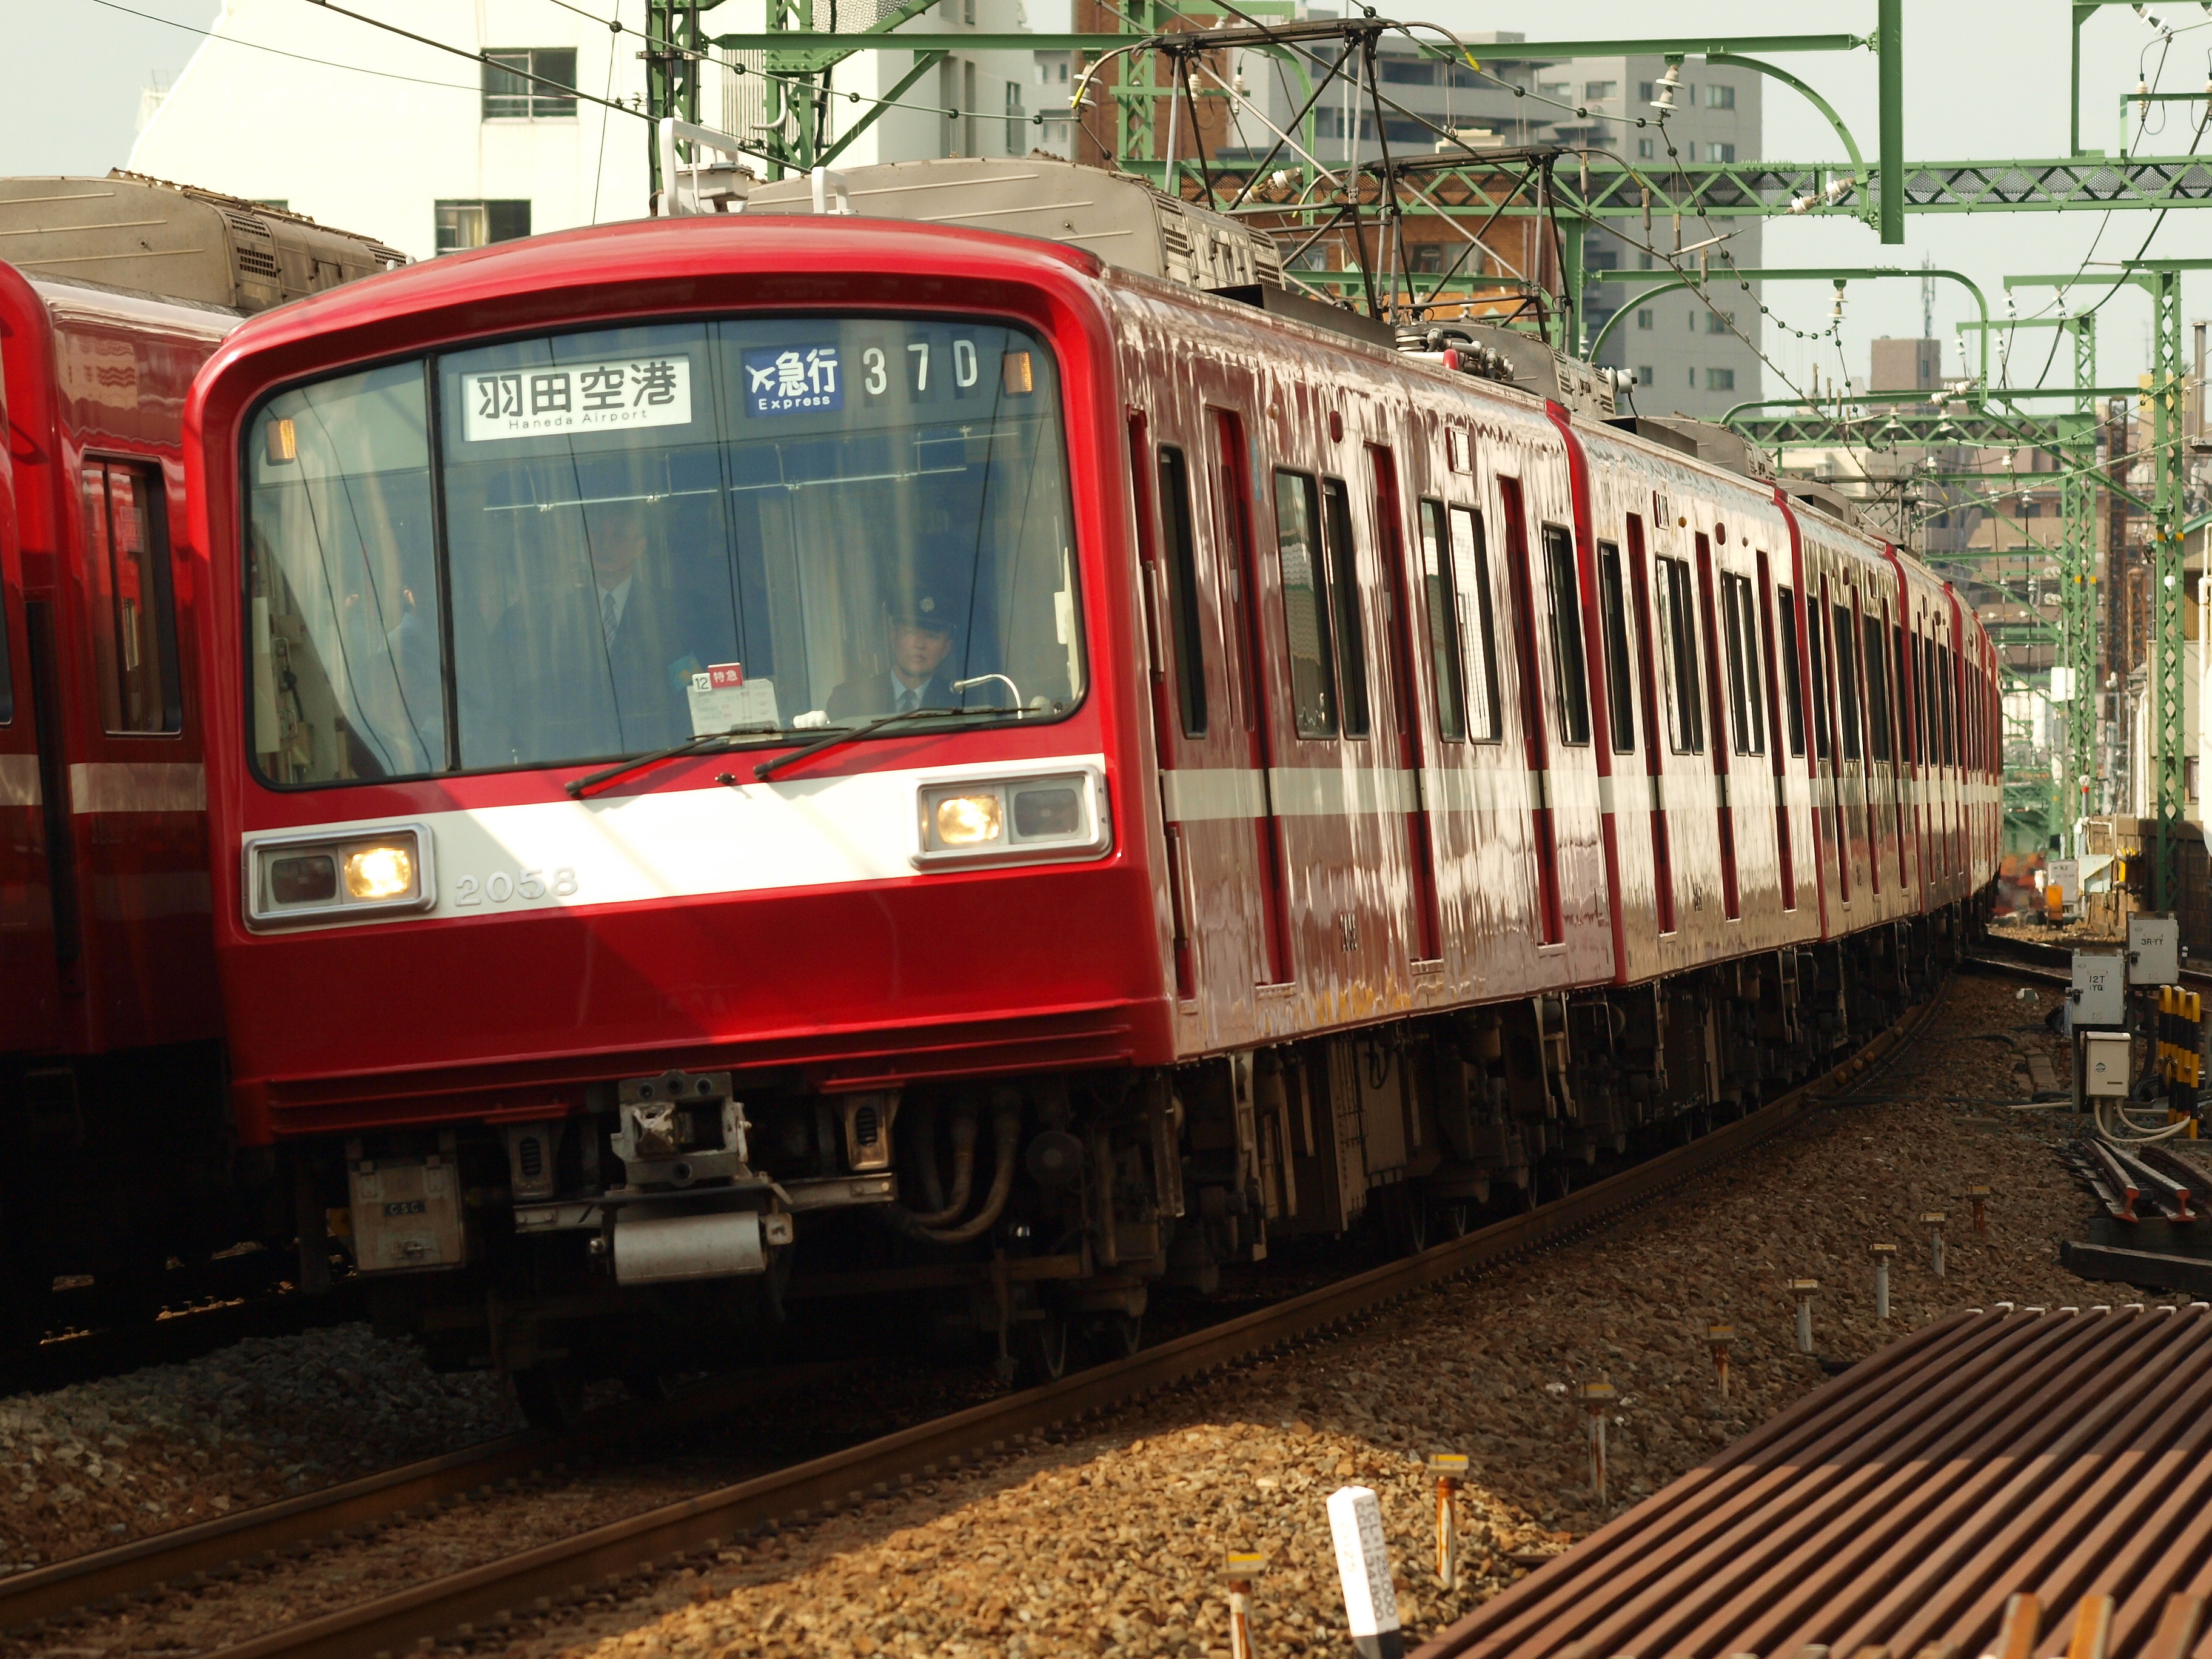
[12,0,2210,400]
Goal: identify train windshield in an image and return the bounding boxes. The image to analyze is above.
[244,317,1078,785]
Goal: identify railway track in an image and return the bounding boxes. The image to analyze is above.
[1976,926,2212,988]
[7,982,1958,1659]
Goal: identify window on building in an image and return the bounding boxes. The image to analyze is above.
[436,201,532,253]
[1636,307,1654,329]
[1586,249,1620,273]
[1636,365,1654,385]
[1638,80,1655,101]
[482,49,577,120]
[1380,59,1437,84]
[1706,311,1733,333]
[1705,82,1735,109]
[1005,81,1025,154]
[1538,81,1572,101]
[1638,252,1655,269]
[1584,79,1618,99]
[1637,137,1655,158]
[964,0,975,22]
[1714,141,1737,163]
[1706,366,1737,391]
[1410,243,1447,275]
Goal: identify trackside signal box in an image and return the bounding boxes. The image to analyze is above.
[2072,952,2128,1028]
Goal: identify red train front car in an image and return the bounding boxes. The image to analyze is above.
[186,161,2000,1416]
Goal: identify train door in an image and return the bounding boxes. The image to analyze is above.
[1626,513,1675,935]
[1754,549,1795,911]
[1133,404,1278,1033]
[1692,533,1741,920]
[1496,477,1564,945]
[1367,446,1444,965]
[1128,413,1200,1004]
[70,456,210,1048]
[0,447,61,1050]
[1808,560,1849,912]
[1213,407,1295,987]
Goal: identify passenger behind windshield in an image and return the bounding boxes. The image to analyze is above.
[496,495,719,760]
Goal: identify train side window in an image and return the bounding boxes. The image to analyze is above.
[1272,469,1339,739]
[1940,644,1957,765]
[1808,600,1831,759]
[1655,555,1703,754]
[1320,479,1370,738]
[81,461,183,735]
[1862,612,1891,762]
[1597,541,1634,752]
[1892,622,1912,765]
[1777,586,1805,756]
[1416,500,1467,742]
[1833,601,1862,761]
[1721,573,1763,756]
[1156,447,1208,737]
[1447,504,1502,742]
[1541,525,1590,745]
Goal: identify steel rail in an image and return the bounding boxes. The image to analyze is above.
[0,1362,854,1634]
[176,989,1952,1659]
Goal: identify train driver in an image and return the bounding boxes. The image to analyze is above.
[823,573,1011,721]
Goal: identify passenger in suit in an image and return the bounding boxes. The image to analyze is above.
[499,501,722,761]
[825,581,1010,722]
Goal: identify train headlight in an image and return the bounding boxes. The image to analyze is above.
[934,793,1004,846]
[914,768,1110,868]
[245,823,434,927]
[343,843,415,900]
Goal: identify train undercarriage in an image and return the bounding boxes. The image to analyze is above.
[258,905,1972,1424]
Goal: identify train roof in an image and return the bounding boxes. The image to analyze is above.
[0,172,406,316]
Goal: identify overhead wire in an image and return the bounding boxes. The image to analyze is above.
[85,0,480,91]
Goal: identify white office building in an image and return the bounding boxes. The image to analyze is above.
[1567,56,1765,421]
[130,0,1044,262]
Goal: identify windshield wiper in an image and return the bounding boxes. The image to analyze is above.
[565,729,784,799]
[752,705,1008,784]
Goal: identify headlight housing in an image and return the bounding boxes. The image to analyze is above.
[244,823,434,926]
[913,768,1109,868]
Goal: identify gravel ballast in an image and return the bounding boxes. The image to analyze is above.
[3,969,2152,1658]
[0,1324,517,1571]
[494,971,2143,1659]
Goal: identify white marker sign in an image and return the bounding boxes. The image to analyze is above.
[1328,1485,1403,1659]
[687,665,780,736]
[463,355,692,441]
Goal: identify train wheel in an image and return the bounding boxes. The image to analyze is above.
[1429,1199,1473,1241]
[511,1361,586,1430]
[1016,1312,1070,1385]
[1105,1312,1142,1359]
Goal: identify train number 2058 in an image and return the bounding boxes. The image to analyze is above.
[452,868,580,907]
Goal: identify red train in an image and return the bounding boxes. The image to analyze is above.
[1,175,399,1338]
[172,158,1997,1419]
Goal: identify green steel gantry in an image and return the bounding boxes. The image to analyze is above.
[2006,262,2211,907]
[641,0,2211,892]
[1956,312,2099,853]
